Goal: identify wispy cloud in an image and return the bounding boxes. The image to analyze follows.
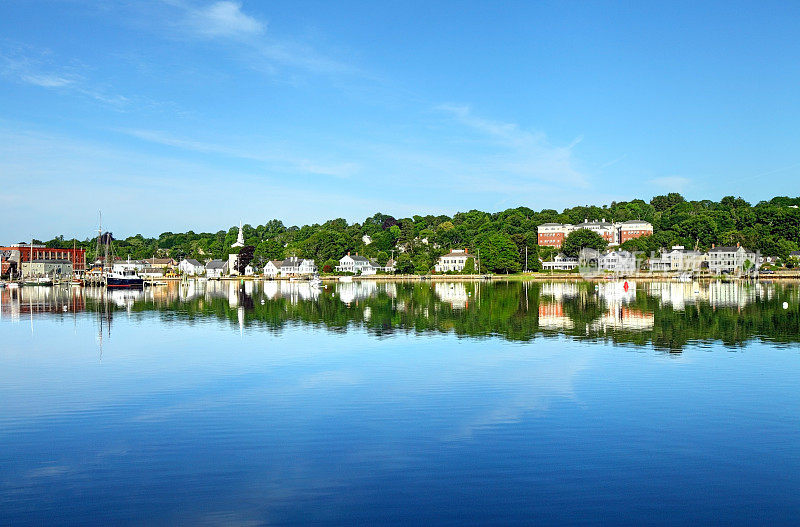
[185,1,264,38]
[166,1,352,75]
[436,104,590,188]
[650,175,691,192]
[0,43,130,108]
[120,127,359,178]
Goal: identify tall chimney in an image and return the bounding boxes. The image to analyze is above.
[347,251,350,256]
[465,248,468,254]
[712,243,715,249]
[736,242,740,247]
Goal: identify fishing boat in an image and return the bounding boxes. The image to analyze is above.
[105,269,144,289]
[309,275,322,288]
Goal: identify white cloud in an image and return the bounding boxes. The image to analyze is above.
[186,1,264,38]
[166,1,351,75]
[19,73,75,88]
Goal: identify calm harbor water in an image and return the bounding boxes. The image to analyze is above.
[1,280,799,525]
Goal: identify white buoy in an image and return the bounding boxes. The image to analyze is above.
[783,302,789,310]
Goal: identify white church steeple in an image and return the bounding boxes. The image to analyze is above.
[232,221,244,248]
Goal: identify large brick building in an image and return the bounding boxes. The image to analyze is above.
[0,243,87,273]
[537,219,653,248]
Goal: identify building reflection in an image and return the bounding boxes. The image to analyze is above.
[1,279,795,351]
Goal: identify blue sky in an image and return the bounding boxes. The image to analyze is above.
[1,1,799,241]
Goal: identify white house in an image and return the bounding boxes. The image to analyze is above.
[707,245,758,275]
[205,259,228,278]
[434,249,471,273]
[599,250,637,273]
[280,257,317,277]
[649,246,705,272]
[542,253,579,271]
[178,258,204,276]
[337,253,376,275]
[263,260,282,278]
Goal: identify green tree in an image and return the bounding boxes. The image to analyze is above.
[476,232,520,273]
[562,229,608,257]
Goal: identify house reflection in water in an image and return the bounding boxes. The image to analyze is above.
[434,283,471,309]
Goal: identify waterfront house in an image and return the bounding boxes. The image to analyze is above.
[707,244,758,274]
[205,259,228,278]
[434,249,471,273]
[178,258,204,276]
[263,260,282,278]
[541,253,579,271]
[599,250,637,273]
[337,253,375,275]
[21,259,73,278]
[280,257,317,277]
[142,257,176,269]
[649,246,705,272]
[383,258,396,273]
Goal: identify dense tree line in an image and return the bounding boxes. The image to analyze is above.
[37,194,800,274]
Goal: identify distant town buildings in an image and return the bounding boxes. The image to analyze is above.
[434,249,471,273]
[537,219,653,247]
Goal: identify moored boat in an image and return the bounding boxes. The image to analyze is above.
[105,271,144,289]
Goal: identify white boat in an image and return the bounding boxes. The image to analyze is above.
[338,276,353,282]
[23,276,53,286]
[309,276,322,288]
[7,282,19,289]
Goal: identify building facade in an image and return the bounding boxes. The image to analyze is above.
[537,219,653,248]
[707,245,758,274]
[337,253,376,275]
[21,259,73,278]
[178,259,204,275]
[0,244,86,272]
[434,249,471,273]
[205,260,228,278]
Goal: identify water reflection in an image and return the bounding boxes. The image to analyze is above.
[1,279,798,350]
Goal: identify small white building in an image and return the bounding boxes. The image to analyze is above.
[434,249,471,273]
[178,258,204,276]
[337,253,376,275]
[205,259,228,278]
[542,253,579,271]
[263,260,282,278]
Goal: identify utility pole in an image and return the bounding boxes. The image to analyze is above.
[525,246,528,273]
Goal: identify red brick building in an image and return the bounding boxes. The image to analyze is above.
[537,219,653,248]
[0,244,87,272]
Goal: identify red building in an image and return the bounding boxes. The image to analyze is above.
[0,244,87,272]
